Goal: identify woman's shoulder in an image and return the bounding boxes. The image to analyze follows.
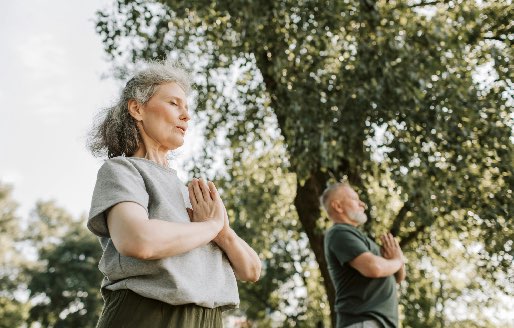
[99,156,134,168]
[97,156,142,177]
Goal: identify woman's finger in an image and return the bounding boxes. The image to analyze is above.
[188,182,198,206]
[192,179,205,203]
[199,179,212,201]
[208,181,220,201]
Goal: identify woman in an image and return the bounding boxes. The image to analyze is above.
[87,60,261,328]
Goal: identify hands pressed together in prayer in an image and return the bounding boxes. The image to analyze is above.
[380,233,406,283]
[187,178,231,245]
[380,233,404,262]
[187,178,261,282]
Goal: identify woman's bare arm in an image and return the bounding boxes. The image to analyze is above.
[214,228,261,282]
[107,184,224,260]
[188,179,261,282]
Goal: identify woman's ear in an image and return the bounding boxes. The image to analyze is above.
[128,99,143,121]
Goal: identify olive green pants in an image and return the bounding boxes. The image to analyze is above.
[96,289,223,328]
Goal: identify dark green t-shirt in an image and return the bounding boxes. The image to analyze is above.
[324,224,398,328]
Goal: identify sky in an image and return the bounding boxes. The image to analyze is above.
[0,0,197,219]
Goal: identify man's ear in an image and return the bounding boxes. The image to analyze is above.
[331,199,344,214]
[128,99,143,121]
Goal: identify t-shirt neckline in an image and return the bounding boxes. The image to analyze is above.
[127,157,177,174]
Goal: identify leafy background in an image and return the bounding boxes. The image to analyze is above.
[1,0,512,327]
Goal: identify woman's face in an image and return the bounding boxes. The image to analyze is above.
[139,82,190,151]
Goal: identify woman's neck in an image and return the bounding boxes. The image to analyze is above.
[132,145,169,167]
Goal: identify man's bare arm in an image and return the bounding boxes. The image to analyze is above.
[349,252,404,278]
[395,263,406,283]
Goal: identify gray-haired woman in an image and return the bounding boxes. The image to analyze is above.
[87,60,261,328]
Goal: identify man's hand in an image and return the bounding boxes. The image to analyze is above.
[381,233,406,283]
[380,233,404,262]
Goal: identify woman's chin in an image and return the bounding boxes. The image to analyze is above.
[167,140,184,151]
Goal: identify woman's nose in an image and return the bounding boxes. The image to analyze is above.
[181,110,191,122]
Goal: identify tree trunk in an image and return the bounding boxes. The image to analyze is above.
[293,171,336,327]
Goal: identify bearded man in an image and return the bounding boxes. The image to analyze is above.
[322,183,406,328]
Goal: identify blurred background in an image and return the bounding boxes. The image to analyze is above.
[0,0,512,327]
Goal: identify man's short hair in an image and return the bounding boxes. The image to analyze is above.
[319,182,350,215]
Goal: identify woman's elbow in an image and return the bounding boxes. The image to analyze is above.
[248,266,261,283]
[116,240,155,260]
[238,263,261,283]
[243,271,260,283]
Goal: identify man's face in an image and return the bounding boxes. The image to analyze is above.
[336,186,367,225]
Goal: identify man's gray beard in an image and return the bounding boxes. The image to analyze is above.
[348,211,367,225]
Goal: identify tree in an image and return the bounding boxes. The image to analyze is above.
[24,201,103,328]
[95,0,513,325]
[0,183,29,327]
[216,141,331,326]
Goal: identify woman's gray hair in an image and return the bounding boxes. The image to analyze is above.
[87,60,192,158]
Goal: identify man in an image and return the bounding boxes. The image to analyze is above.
[321,183,406,328]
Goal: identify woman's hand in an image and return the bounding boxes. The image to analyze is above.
[213,195,232,245]
[187,180,260,281]
[188,178,224,231]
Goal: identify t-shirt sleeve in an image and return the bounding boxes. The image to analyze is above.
[87,158,149,237]
[329,228,370,265]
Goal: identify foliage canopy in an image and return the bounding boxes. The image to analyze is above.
[94,0,514,326]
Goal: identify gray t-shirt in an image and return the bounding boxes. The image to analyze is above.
[87,157,239,309]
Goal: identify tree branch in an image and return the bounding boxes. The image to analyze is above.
[407,0,446,8]
[390,201,411,237]
[390,189,425,237]
[483,36,507,42]
[399,223,428,248]
[391,0,447,10]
